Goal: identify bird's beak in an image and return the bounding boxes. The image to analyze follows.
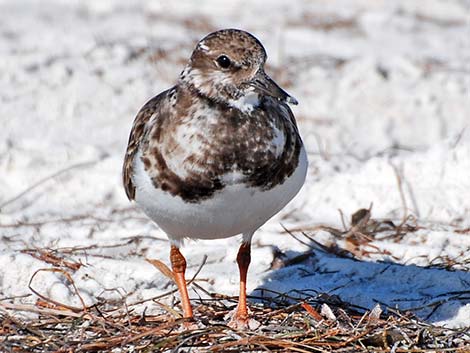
[248,70,298,105]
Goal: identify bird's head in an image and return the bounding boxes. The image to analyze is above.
[179,29,297,112]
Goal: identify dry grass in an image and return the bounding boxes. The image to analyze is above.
[1,206,469,352]
[1,278,469,352]
[2,5,470,352]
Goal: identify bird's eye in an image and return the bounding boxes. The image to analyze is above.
[216,55,231,69]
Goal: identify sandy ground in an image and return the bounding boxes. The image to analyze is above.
[1,0,470,329]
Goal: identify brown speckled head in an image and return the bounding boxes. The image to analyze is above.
[123,29,304,203]
[180,29,297,107]
[195,29,267,70]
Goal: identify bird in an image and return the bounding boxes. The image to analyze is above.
[122,28,308,328]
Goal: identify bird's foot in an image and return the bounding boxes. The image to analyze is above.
[175,317,199,331]
[183,320,199,330]
[225,308,260,330]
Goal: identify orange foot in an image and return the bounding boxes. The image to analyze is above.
[228,312,249,330]
[182,319,199,331]
[226,309,260,330]
[173,317,199,332]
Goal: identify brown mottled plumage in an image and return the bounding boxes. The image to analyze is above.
[122,29,307,329]
[123,91,167,201]
[123,85,301,203]
[123,29,302,203]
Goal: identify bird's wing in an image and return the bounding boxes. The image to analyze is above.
[122,88,172,200]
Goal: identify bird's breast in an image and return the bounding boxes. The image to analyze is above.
[139,102,300,203]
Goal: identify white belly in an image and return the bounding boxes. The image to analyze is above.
[132,147,308,244]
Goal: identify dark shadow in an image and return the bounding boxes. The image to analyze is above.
[250,246,470,325]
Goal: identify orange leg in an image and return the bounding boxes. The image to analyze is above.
[233,242,251,323]
[170,245,193,319]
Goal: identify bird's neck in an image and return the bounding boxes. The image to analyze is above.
[178,68,259,114]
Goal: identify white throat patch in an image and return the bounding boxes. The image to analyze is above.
[228,91,260,113]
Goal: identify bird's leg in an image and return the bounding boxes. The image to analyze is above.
[229,241,251,327]
[170,245,193,320]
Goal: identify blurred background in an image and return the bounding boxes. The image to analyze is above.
[1,0,469,328]
[1,0,469,219]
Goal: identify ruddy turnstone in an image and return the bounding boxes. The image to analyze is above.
[123,29,307,328]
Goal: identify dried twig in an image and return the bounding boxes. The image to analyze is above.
[28,268,89,313]
[1,291,467,352]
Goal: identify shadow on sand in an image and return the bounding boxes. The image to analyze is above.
[250,245,470,325]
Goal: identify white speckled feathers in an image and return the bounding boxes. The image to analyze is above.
[123,29,307,245]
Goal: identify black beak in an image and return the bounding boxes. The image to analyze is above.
[249,70,298,105]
